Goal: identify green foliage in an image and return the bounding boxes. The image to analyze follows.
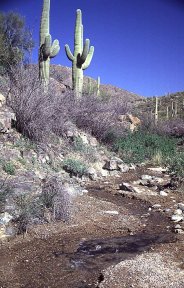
[73,137,98,163]
[166,152,184,178]
[63,158,88,177]
[0,12,34,75]
[115,131,177,164]
[2,161,16,175]
[13,136,36,150]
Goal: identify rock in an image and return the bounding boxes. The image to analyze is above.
[173,209,183,215]
[103,159,118,171]
[147,167,168,173]
[89,136,98,147]
[79,133,89,145]
[118,163,129,173]
[101,169,109,177]
[159,191,168,196]
[171,214,183,222]
[81,189,88,194]
[178,203,184,212]
[174,224,184,234]
[139,179,149,186]
[152,204,162,209]
[0,93,6,106]
[119,182,142,193]
[0,106,16,133]
[129,164,136,170]
[0,212,13,225]
[86,167,98,180]
[141,175,153,180]
[103,210,119,215]
[111,156,124,164]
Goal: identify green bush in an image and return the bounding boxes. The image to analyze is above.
[165,152,184,178]
[114,131,177,164]
[63,158,88,177]
[2,161,16,175]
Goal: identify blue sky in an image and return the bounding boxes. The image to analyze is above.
[0,0,184,97]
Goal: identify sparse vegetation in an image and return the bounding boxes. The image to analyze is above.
[2,161,16,175]
[63,158,88,177]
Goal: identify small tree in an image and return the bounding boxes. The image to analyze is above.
[0,12,34,76]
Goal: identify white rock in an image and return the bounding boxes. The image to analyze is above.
[0,212,13,225]
[152,204,162,209]
[159,191,168,196]
[103,210,119,215]
[173,209,183,215]
[141,175,153,180]
[118,163,129,173]
[178,203,184,212]
[147,167,168,172]
[171,214,183,222]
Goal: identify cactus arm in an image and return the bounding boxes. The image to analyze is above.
[50,39,60,58]
[82,46,94,70]
[79,39,90,64]
[42,34,52,58]
[65,44,75,61]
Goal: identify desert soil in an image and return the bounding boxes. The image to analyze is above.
[0,167,184,288]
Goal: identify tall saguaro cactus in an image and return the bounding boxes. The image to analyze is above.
[39,0,60,91]
[97,76,100,96]
[155,97,159,123]
[65,9,94,98]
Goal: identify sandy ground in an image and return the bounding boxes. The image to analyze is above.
[0,167,184,288]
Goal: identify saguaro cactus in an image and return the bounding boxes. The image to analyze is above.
[155,97,158,123]
[97,76,100,96]
[65,9,94,98]
[39,0,60,91]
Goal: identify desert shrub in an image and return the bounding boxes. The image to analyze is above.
[115,131,176,164]
[63,158,88,177]
[13,193,43,234]
[13,136,36,150]
[158,119,184,138]
[71,94,128,143]
[40,177,72,221]
[8,65,74,142]
[0,179,13,212]
[2,161,15,175]
[165,152,184,179]
[7,65,128,146]
[72,136,98,162]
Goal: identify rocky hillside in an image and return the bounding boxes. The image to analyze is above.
[50,64,143,103]
[135,92,184,120]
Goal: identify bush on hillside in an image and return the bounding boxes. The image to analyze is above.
[115,131,177,164]
[7,65,129,145]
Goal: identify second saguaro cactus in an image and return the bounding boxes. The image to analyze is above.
[65,9,94,98]
[39,0,60,91]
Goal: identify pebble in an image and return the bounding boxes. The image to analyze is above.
[152,204,162,209]
[159,191,168,196]
[174,224,184,234]
[141,175,153,180]
[103,210,119,215]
